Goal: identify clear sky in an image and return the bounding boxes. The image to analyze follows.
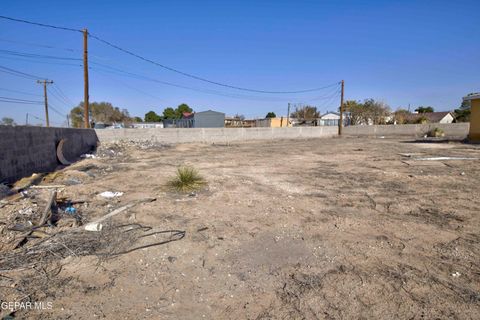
[1,0,479,126]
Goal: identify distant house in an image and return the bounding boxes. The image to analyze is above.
[319,112,340,126]
[255,117,291,128]
[168,110,225,128]
[225,117,256,128]
[132,122,164,129]
[405,112,454,124]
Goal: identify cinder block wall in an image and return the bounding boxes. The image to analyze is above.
[95,123,470,144]
[343,123,469,138]
[0,126,98,184]
[95,126,339,143]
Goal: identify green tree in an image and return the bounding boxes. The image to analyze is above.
[454,99,471,122]
[133,116,143,122]
[144,111,162,122]
[1,117,15,126]
[69,102,132,128]
[163,107,176,119]
[393,108,410,124]
[290,105,319,120]
[265,112,276,118]
[415,106,434,113]
[175,103,193,118]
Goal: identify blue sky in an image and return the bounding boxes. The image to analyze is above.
[1,0,479,126]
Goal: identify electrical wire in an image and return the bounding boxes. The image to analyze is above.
[0,65,43,80]
[0,37,79,53]
[0,49,81,61]
[88,32,339,94]
[0,87,42,97]
[91,62,340,102]
[0,15,81,33]
[0,15,341,95]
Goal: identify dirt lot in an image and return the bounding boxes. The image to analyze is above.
[1,137,479,319]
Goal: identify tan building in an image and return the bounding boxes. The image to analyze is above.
[255,117,291,128]
[464,93,480,142]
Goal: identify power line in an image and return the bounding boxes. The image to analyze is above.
[91,62,340,102]
[0,87,42,97]
[0,49,81,61]
[0,37,79,52]
[0,65,43,80]
[88,32,340,94]
[0,15,81,33]
[0,96,43,105]
[0,15,341,95]
[52,84,76,106]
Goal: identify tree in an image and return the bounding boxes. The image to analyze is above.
[175,103,193,118]
[454,99,471,122]
[415,106,434,113]
[343,100,364,125]
[1,117,16,126]
[343,99,390,125]
[144,111,162,122]
[69,102,132,128]
[133,116,143,122]
[265,112,276,118]
[163,107,176,119]
[364,99,391,124]
[290,105,319,120]
[393,108,410,124]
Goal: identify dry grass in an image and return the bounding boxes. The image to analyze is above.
[167,166,206,192]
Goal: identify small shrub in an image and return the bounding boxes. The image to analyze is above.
[427,127,445,137]
[168,166,206,192]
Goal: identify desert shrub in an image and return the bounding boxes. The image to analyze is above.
[427,127,445,137]
[168,166,206,192]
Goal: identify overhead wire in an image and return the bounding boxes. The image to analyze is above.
[0,87,42,97]
[0,15,340,95]
[0,65,44,80]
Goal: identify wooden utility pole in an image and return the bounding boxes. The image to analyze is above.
[37,79,54,127]
[338,80,345,135]
[287,103,291,127]
[83,28,90,128]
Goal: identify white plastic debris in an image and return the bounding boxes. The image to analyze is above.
[80,154,97,159]
[84,222,103,232]
[99,191,124,198]
[451,272,461,277]
[416,157,478,161]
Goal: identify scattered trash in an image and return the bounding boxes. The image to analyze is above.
[80,154,97,159]
[84,198,156,231]
[65,178,82,185]
[85,222,103,232]
[415,157,478,161]
[379,136,385,139]
[452,272,461,277]
[189,192,197,197]
[99,191,124,198]
[65,206,77,214]
[460,172,465,176]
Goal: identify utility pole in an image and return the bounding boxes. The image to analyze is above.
[66,115,70,128]
[287,103,291,127]
[26,113,29,126]
[37,79,54,127]
[338,80,345,135]
[83,28,90,128]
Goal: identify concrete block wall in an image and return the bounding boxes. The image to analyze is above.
[95,126,339,143]
[343,123,469,139]
[0,126,98,184]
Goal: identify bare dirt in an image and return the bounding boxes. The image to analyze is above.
[1,137,479,319]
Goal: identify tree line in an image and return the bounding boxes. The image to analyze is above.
[69,102,193,128]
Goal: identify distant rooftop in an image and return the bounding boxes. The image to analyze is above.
[463,93,480,101]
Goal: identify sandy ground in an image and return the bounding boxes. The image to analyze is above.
[1,137,480,319]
